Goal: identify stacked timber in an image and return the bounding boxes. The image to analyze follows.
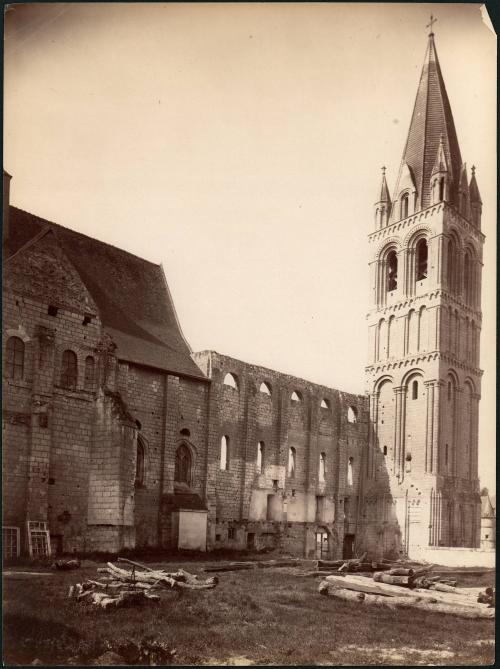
[318,569,495,620]
[69,558,218,609]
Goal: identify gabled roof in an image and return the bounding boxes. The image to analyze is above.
[6,206,207,380]
[393,32,462,210]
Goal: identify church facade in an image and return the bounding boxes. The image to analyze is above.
[2,29,484,560]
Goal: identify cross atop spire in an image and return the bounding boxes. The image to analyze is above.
[426,14,437,36]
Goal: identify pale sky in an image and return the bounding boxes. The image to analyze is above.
[4,3,496,491]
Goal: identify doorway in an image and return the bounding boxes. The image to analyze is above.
[343,533,355,559]
[315,531,329,559]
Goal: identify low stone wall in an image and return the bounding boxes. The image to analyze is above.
[409,545,495,568]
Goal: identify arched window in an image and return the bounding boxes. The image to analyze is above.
[400,193,409,219]
[175,444,192,485]
[5,336,25,380]
[319,452,326,482]
[383,445,387,456]
[447,381,452,401]
[288,447,296,478]
[347,456,354,486]
[387,251,398,291]
[84,356,95,390]
[223,372,238,389]
[220,436,229,471]
[259,382,271,395]
[411,380,418,400]
[416,239,428,281]
[439,178,445,202]
[320,399,330,410]
[135,436,145,487]
[257,441,265,474]
[60,350,78,389]
[347,406,358,423]
[291,391,302,403]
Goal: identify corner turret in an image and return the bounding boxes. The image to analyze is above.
[469,165,482,228]
[374,166,391,229]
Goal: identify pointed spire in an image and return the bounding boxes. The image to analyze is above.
[378,166,391,203]
[469,165,482,204]
[392,29,463,214]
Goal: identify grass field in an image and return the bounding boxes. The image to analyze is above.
[3,556,495,666]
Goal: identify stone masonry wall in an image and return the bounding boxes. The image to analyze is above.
[193,351,369,557]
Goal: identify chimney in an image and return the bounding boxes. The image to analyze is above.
[3,170,12,250]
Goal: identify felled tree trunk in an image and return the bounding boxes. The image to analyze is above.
[319,582,495,619]
[373,572,412,586]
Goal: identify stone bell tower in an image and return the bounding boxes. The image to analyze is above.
[360,20,484,559]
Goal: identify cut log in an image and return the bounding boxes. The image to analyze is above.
[324,575,411,598]
[203,563,255,572]
[318,553,367,570]
[429,582,457,593]
[117,557,155,572]
[373,572,412,586]
[370,562,392,571]
[387,567,414,576]
[319,582,368,600]
[257,559,301,568]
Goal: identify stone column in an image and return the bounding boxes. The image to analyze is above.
[424,381,435,473]
[240,379,257,520]
[369,391,379,479]
[454,387,463,478]
[432,382,443,474]
[471,393,481,481]
[435,234,444,286]
[393,387,405,480]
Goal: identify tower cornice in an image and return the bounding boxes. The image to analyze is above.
[368,201,484,246]
[365,350,483,378]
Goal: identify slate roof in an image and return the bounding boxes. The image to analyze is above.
[6,206,207,380]
[393,32,463,211]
